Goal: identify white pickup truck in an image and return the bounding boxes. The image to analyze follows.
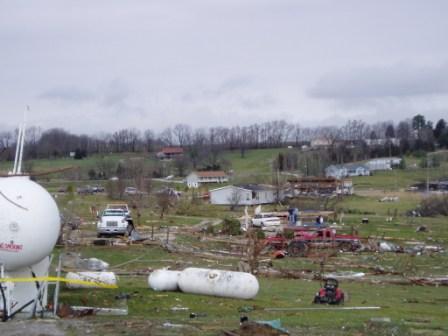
[105,203,131,216]
[97,205,131,237]
[251,213,281,228]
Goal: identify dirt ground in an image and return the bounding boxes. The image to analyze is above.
[0,318,205,336]
[0,320,67,336]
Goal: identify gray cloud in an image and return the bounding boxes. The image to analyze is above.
[196,76,257,100]
[39,86,95,104]
[38,79,145,122]
[218,76,255,93]
[179,75,276,111]
[2,1,448,132]
[39,79,134,110]
[101,79,131,108]
[309,63,448,100]
[239,94,276,110]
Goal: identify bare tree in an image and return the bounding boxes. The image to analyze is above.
[106,178,126,200]
[173,123,192,146]
[127,128,141,152]
[125,157,147,190]
[143,129,155,152]
[239,126,248,158]
[25,126,42,158]
[341,120,368,141]
[96,157,116,179]
[227,188,242,211]
[293,123,301,146]
[397,120,412,140]
[246,228,266,274]
[159,127,173,146]
[173,156,189,177]
[156,190,175,219]
[189,128,207,169]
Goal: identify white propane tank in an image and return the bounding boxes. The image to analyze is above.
[148,269,181,291]
[65,271,117,289]
[0,176,60,271]
[178,268,259,299]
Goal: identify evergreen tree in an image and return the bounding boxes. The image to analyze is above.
[434,119,446,140]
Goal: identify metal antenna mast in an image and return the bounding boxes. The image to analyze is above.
[11,107,28,175]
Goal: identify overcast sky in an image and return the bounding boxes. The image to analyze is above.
[1,0,447,134]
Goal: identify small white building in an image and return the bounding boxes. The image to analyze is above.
[365,138,400,147]
[366,157,402,171]
[326,163,370,179]
[209,184,280,205]
[185,171,229,188]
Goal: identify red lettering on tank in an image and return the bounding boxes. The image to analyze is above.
[0,242,23,252]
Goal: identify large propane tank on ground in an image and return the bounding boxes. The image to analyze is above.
[0,176,60,271]
[178,268,259,299]
[65,271,117,289]
[148,269,181,291]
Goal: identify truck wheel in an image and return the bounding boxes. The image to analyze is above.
[340,242,354,252]
[287,241,308,257]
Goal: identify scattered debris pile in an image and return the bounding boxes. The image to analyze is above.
[223,318,289,336]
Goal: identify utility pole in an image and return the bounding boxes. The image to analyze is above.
[426,154,431,194]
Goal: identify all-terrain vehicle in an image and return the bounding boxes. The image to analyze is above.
[313,278,345,304]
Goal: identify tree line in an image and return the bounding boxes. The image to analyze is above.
[0,115,447,164]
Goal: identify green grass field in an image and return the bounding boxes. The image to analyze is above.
[3,148,448,335]
[56,243,448,335]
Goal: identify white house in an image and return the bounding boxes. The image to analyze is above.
[366,157,402,171]
[326,163,370,179]
[209,184,280,205]
[185,171,229,188]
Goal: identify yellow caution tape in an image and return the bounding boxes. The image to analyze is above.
[0,276,118,289]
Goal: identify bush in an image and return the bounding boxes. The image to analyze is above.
[221,217,241,235]
[106,179,125,200]
[74,148,87,160]
[418,195,448,216]
[66,184,74,194]
[419,155,440,168]
[256,230,266,239]
[205,224,215,235]
[283,230,294,239]
[88,169,97,180]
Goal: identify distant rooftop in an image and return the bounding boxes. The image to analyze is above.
[160,147,184,154]
[236,184,275,191]
[196,170,227,177]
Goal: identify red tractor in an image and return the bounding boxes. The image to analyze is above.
[266,227,361,257]
[313,278,345,304]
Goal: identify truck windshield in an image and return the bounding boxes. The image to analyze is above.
[102,210,125,216]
